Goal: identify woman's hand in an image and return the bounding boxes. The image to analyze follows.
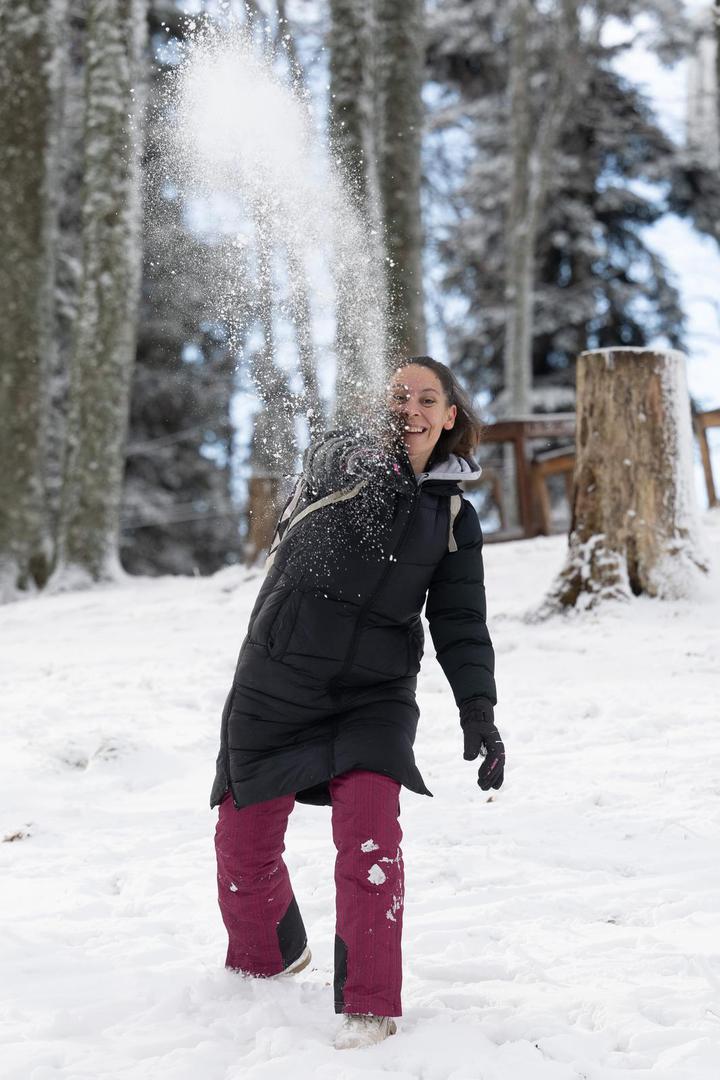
[460,698,505,790]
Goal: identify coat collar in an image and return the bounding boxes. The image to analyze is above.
[416,453,482,486]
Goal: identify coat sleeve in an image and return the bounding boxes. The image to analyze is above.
[302,428,393,497]
[425,498,497,707]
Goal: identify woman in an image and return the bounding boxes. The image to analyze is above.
[211,356,504,1050]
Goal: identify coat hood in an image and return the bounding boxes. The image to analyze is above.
[417,453,482,485]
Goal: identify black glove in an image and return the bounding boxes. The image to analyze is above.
[460,698,505,791]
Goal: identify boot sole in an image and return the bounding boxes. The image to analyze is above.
[272,944,311,978]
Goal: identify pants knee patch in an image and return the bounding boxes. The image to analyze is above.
[276,895,307,969]
[334,933,348,1013]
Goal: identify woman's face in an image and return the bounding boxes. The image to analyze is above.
[389,365,457,472]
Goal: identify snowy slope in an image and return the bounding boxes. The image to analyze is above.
[2,515,720,1080]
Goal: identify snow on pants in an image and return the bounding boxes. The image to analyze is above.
[215,769,404,1016]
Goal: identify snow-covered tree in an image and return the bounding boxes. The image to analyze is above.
[327,0,381,410]
[120,6,243,577]
[502,0,581,415]
[327,0,373,213]
[669,3,720,245]
[716,0,720,142]
[376,0,427,355]
[244,207,297,565]
[0,0,67,600]
[687,3,719,167]
[51,3,89,544]
[52,0,147,587]
[328,0,427,368]
[425,0,702,402]
[121,183,242,576]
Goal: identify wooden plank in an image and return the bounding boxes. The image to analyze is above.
[481,415,576,444]
[694,416,718,508]
[484,527,526,544]
[534,453,575,478]
[696,408,720,430]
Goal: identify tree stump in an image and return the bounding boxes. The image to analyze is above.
[542,348,707,612]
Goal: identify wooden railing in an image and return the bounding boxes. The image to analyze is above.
[468,414,576,539]
[470,408,720,540]
[694,408,720,509]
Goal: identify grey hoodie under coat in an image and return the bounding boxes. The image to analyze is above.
[211,431,496,810]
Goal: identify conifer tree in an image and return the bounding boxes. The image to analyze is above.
[426,0,710,401]
[120,6,243,576]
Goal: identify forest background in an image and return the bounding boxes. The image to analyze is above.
[1,0,719,598]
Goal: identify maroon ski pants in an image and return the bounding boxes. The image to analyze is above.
[215,769,404,1016]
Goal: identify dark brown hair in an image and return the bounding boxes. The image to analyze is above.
[393,355,483,463]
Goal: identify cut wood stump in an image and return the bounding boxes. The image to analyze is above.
[541,348,707,613]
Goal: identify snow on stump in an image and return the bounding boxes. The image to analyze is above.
[541,348,707,613]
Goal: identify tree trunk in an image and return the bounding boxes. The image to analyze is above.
[503,0,533,419]
[0,0,67,600]
[287,249,326,438]
[245,211,296,566]
[541,348,708,613]
[274,3,326,437]
[503,0,582,421]
[51,0,147,588]
[328,0,373,214]
[327,0,383,418]
[715,0,720,150]
[376,0,427,356]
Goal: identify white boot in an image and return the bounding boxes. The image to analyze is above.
[334,1013,397,1050]
[270,944,311,978]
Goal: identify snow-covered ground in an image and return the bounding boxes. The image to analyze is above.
[2,515,720,1080]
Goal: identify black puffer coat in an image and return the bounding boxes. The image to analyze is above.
[211,431,496,809]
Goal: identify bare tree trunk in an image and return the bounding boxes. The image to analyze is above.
[287,249,325,437]
[715,0,720,149]
[503,0,533,419]
[245,211,296,566]
[503,0,581,418]
[328,0,373,214]
[0,0,67,600]
[51,0,147,588]
[275,0,326,436]
[540,349,708,614]
[328,0,427,413]
[327,0,382,417]
[376,0,427,356]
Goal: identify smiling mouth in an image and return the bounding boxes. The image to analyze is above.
[404,426,427,434]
